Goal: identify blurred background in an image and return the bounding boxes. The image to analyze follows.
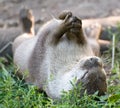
[0,0,120,27]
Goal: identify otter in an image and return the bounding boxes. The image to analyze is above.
[12,8,35,53]
[13,11,107,99]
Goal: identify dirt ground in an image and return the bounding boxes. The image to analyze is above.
[0,0,120,27]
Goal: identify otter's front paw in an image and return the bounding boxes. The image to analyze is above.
[58,11,72,20]
[61,14,82,33]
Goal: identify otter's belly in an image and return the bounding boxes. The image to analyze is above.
[48,41,94,74]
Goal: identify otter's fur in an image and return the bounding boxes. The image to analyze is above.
[14,12,107,99]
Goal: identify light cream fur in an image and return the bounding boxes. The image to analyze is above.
[12,33,34,53]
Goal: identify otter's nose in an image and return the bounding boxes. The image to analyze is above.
[90,57,102,67]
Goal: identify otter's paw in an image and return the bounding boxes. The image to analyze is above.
[61,14,82,33]
[58,11,72,20]
[69,16,82,33]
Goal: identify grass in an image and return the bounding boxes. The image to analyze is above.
[0,55,120,108]
[1,29,120,108]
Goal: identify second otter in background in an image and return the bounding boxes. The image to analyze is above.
[12,8,35,53]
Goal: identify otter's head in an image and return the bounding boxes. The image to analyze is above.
[77,56,107,96]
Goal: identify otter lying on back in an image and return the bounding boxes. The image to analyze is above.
[13,12,107,99]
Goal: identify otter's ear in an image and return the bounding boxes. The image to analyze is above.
[58,11,72,20]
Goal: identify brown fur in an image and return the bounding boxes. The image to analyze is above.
[79,57,107,96]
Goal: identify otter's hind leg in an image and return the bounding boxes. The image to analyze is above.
[84,23,102,39]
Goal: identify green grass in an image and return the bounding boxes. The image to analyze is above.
[1,30,120,108]
[0,56,120,108]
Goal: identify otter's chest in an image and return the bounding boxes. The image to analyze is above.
[46,39,94,74]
